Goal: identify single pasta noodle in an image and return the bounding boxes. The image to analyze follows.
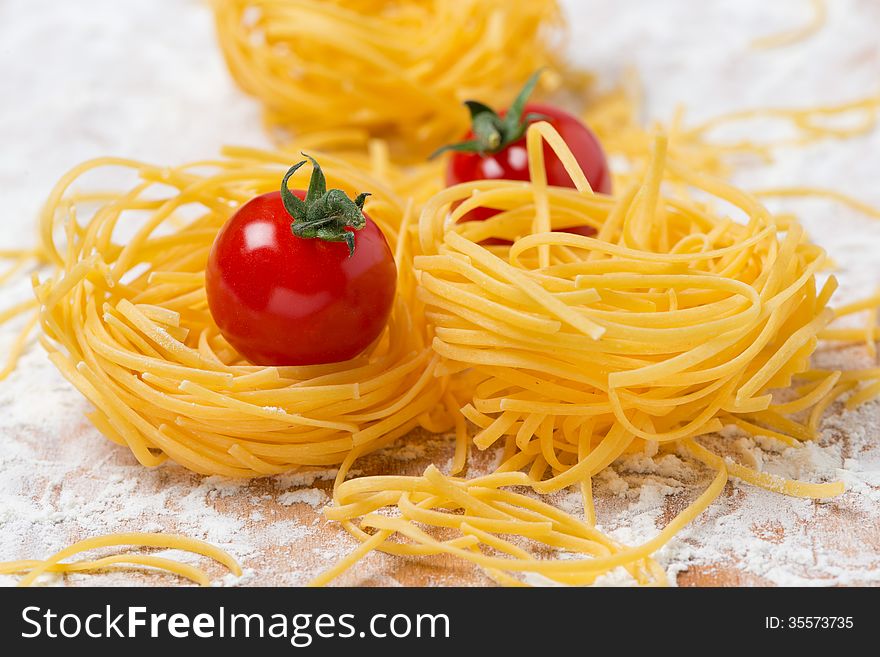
[751,0,827,50]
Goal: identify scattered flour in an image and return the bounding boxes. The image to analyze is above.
[277,489,328,509]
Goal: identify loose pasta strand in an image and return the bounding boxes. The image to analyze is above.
[3,532,241,587]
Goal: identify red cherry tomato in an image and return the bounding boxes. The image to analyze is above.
[206,190,397,366]
[446,103,611,236]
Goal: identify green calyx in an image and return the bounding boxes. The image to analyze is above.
[280,154,370,257]
[429,70,549,159]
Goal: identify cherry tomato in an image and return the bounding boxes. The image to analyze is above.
[435,72,611,240]
[447,103,610,236]
[206,187,397,366]
[447,102,611,196]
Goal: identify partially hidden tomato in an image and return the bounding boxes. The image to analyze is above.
[434,72,611,237]
[206,156,397,366]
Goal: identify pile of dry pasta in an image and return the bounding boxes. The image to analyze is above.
[3,0,880,587]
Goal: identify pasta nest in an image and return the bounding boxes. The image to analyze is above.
[414,123,843,499]
[211,0,569,156]
[35,147,451,477]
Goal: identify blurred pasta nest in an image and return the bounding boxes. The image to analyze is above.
[211,0,568,156]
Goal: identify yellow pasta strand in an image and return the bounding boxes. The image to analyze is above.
[2,532,241,587]
[751,0,827,50]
